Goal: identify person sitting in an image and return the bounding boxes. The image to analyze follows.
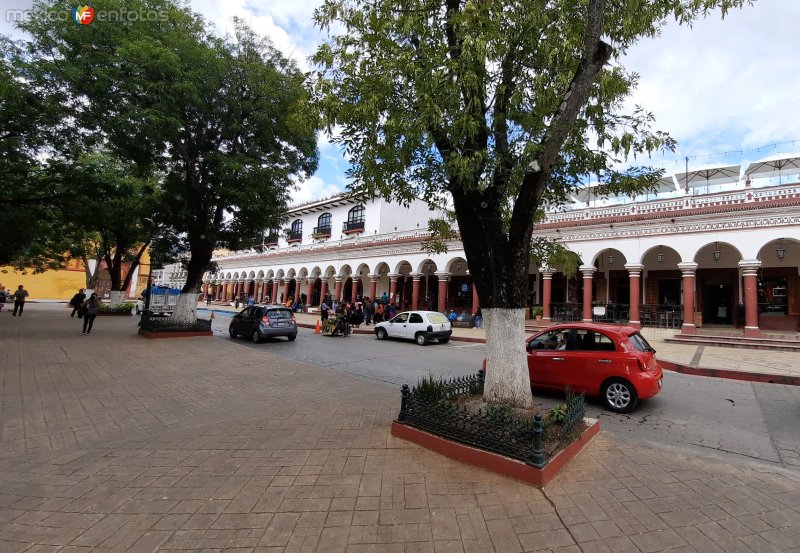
[447,310,458,322]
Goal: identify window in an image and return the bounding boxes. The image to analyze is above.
[409,313,423,323]
[393,313,409,323]
[288,219,303,241]
[314,213,332,237]
[343,205,366,232]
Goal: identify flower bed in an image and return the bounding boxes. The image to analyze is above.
[138,312,212,338]
[98,302,135,315]
[391,371,599,487]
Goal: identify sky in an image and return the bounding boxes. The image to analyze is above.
[3,0,799,203]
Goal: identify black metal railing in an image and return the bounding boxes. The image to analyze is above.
[342,220,365,232]
[287,230,303,241]
[396,371,586,467]
[312,225,332,237]
[639,304,683,328]
[264,234,279,245]
[550,302,582,322]
[590,303,630,324]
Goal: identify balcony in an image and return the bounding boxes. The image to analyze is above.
[287,230,303,243]
[342,220,365,234]
[312,225,332,238]
[264,234,279,247]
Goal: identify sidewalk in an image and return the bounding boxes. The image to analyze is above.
[2,303,799,553]
[203,304,800,386]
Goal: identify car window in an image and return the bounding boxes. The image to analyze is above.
[267,309,292,320]
[409,313,423,323]
[530,329,570,350]
[628,332,655,352]
[576,331,616,352]
[241,307,255,317]
[393,313,409,323]
[428,313,449,324]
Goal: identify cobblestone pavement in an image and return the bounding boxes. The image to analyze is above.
[1,304,799,552]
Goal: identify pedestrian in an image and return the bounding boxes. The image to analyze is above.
[320,297,330,321]
[374,301,384,323]
[206,294,211,306]
[364,296,373,325]
[381,291,388,304]
[474,307,483,329]
[81,293,100,334]
[12,285,29,316]
[69,288,87,317]
[247,295,255,307]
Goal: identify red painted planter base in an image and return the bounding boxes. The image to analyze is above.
[138,328,213,339]
[391,418,600,488]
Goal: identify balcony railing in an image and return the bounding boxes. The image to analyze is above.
[264,235,279,246]
[342,220,365,232]
[312,225,332,238]
[287,230,303,242]
[639,304,683,328]
[549,303,582,323]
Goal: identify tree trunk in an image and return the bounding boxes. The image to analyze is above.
[452,189,534,408]
[108,290,126,306]
[483,308,530,406]
[169,237,213,324]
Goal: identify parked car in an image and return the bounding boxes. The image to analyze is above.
[487,323,662,413]
[229,305,297,343]
[374,311,452,345]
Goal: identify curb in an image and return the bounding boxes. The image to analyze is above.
[659,359,800,387]
[296,322,487,343]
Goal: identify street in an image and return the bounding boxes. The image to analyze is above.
[213,316,800,472]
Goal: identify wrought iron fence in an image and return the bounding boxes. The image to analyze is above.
[639,304,682,328]
[590,303,630,324]
[139,311,212,332]
[550,302,582,322]
[396,371,587,468]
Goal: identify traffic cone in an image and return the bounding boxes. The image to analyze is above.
[315,319,321,334]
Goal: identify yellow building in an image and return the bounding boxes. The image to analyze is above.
[1,258,86,301]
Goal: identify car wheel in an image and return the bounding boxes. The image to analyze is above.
[287,335,297,341]
[229,326,237,339]
[376,328,387,340]
[602,378,638,413]
[415,333,428,346]
[251,330,261,344]
[439,337,450,344]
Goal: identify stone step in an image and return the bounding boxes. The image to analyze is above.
[665,334,800,352]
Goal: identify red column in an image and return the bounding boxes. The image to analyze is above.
[740,260,762,338]
[369,276,378,301]
[580,266,596,322]
[244,281,252,298]
[437,274,449,313]
[678,262,698,335]
[411,274,421,310]
[271,280,279,303]
[540,268,554,324]
[226,282,233,301]
[333,278,342,303]
[306,279,314,305]
[320,279,329,306]
[626,264,643,328]
[351,278,360,301]
[389,275,399,305]
[471,280,479,314]
[282,279,291,302]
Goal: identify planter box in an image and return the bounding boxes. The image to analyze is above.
[391,418,600,488]
[138,328,213,339]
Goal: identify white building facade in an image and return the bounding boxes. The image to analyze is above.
[207,161,800,337]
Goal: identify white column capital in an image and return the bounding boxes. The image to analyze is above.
[677,262,699,276]
[624,263,645,277]
[388,273,400,281]
[538,267,555,279]
[434,272,450,280]
[369,274,379,282]
[579,265,596,277]
[738,259,762,276]
[410,272,422,281]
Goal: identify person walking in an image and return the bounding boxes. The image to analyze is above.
[81,293,100,335]
[12,285,29,316]
[69,288,87,317]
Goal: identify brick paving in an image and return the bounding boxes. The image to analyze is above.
[1,304,799,552]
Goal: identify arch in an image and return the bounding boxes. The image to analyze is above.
[323,265,337,278]
[317,212,332,228]
[265,269,275,279]
[338,264,353,278]
[393,260,413,275]
[298,267,309,279]
[247,270,256,279]
[286,268,297,279]
[692,241,743,267]
[291,219,303,234]
[416,258,438,274]
[224,272,232,280]
[446,257,467,274]
[591,248,627,269]
[354,262,372,277]
[309,266,323,278]
[232,271,241,280]
[641,245,681,268]
[275,269,285,280]
[256,270,265,279]
[347,205,365,224]
[373,262,391,277]
[757,237,799,266]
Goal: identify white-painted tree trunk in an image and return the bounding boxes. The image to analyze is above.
[483,307,533,408]
[108,290,126,306]
[169,292,199,324]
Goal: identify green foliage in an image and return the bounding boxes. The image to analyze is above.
[484,403,515,427]
[548,404,567,425]
[99,302,134,313]
[15,0,320,298]
[532,306,543,318]
[415,373,449,402]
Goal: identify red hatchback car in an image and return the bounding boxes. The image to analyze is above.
[524,323,663,413]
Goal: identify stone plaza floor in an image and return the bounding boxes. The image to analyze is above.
[1,304,799,552]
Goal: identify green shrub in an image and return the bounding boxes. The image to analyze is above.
[415,373,449,402]
[485,403,515,426]
[99,302,134,313]
[548,404,567,425]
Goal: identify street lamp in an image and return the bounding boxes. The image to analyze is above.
[776,240,786,261]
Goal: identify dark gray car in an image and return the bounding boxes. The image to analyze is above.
[229,305,298,343]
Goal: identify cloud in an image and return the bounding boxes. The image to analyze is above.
[290,175,343,204]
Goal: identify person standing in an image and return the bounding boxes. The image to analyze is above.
[81,293,100,335]
[69,288,87,317]
[12,285,29,316]
[320,298,330,321]
[474,307,483,329]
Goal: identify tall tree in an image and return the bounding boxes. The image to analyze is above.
[313,0,749,406]
[20,0,319,321]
